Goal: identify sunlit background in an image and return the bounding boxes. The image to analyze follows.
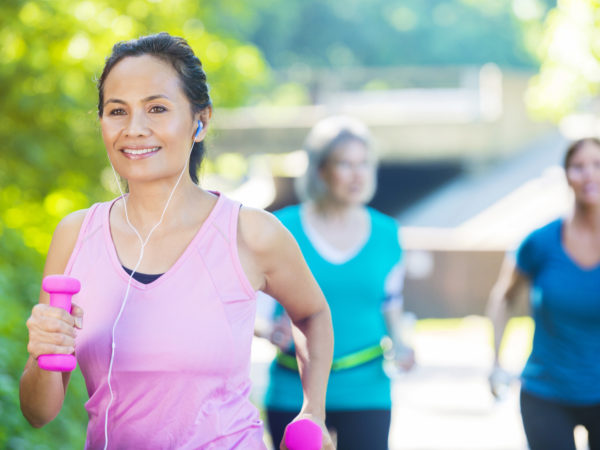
[2,0,599,448]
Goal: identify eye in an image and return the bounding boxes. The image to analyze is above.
[334,160,352,169]
[149,105,167,113]
[568,164,584,174]
[108,108,126,116]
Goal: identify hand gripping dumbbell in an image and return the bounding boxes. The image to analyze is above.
[37,275,80,372]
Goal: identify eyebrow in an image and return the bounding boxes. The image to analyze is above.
[103,94,170,107]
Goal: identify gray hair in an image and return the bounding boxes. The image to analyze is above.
[295,116,377,202]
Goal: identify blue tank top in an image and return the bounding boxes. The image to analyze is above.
[265,205,402,410]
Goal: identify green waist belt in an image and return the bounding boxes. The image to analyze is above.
[276,344,384,372]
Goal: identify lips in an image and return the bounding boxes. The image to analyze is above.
[120,146,161,159]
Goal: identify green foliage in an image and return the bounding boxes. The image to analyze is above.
[208,0,555,70]
[526,0,600,121]
[0,1,268,447]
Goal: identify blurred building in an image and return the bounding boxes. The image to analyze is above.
[208,65,570,318]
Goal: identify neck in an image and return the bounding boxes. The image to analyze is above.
[122,178,198,234]
[571,202,600,231]
[312,197,363,223]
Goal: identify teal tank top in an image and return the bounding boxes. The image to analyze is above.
[264,204,402,410]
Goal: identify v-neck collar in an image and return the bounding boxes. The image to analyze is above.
[104,192,224,290]
[558,219,600,272]
[299,204,372,266]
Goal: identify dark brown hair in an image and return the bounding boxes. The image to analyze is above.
[564,137,600,170]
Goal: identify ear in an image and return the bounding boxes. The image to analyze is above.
[193,106,213,142]
[318,163,329,181]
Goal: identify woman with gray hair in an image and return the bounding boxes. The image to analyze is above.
[260,116,414,449]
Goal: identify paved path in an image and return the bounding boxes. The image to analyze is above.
[251,316,589,450]
[387,316,527,450]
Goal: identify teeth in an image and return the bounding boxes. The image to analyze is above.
[122,147,160,155]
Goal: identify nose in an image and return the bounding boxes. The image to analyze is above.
[124,110,150,137]
[578,163,599,180]
[352,161,371,178]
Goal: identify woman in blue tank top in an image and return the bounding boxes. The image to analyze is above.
[488,138,600,450]
[258,116,415,450]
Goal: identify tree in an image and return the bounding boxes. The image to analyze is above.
[208,0,555,70]
[526,0,600,121]
[0,1,269,447]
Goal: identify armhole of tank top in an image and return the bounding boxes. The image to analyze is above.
[64,203,101,276]
[229,202,257,300]
[394,222,403,263]
[377,210,402,259]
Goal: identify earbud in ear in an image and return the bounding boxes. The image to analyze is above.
[194,120,203,139]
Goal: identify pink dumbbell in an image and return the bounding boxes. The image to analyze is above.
[285,418,322,450]
[37,275,80,372]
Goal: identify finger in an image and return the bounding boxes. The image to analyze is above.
[71,303,84,329]
[33,327,76,348]
[31,344,75,360]
[35,315,78,337]
[322,428,335,450]
[27,334,75,359]
[33,304,76,328]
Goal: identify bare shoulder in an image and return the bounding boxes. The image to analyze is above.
[238,206,292,254]
[53,209,88,243]
[44,209,89,276]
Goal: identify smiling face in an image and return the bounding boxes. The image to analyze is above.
[100,55,199,184]
[566,140,600,207]
[319,139,375,206]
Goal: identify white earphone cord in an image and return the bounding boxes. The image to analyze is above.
[103,140,194,450]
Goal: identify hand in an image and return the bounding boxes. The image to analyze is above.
[393,345,415,372]
[280,413,335,450]
[26,303,83,360]
[488,365,512,400]
[269,315,293,351]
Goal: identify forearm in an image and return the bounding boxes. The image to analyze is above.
[383,301,408,349]
[291,305,333,419]
[20,357,68,427]
[486,294,511,366]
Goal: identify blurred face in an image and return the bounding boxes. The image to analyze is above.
[100,55,199,183]
[319,139,375,206]
[566,141,600,206]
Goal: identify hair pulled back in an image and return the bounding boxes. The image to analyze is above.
[296,115,375,202]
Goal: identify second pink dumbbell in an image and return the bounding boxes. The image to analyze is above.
[285,418,322,450]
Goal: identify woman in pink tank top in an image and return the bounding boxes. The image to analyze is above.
[20,33,334,450]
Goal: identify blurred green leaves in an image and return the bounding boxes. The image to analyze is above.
[0,1,269,447]
[526,0,600,121]
[209,0,553,70]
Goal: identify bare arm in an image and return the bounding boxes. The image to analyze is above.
[238,207,334,447]
[382,263,415,371]
[383,302,415,371]
[19,210,86,427]
[486,254,529,367]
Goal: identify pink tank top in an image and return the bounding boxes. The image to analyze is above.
[65,193,265,449]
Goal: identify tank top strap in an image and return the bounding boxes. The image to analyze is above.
[226,197,243,242]
[64,197,122,276]
[204,193,255,299]
[64,202,105,275]
[206,192,239,242]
